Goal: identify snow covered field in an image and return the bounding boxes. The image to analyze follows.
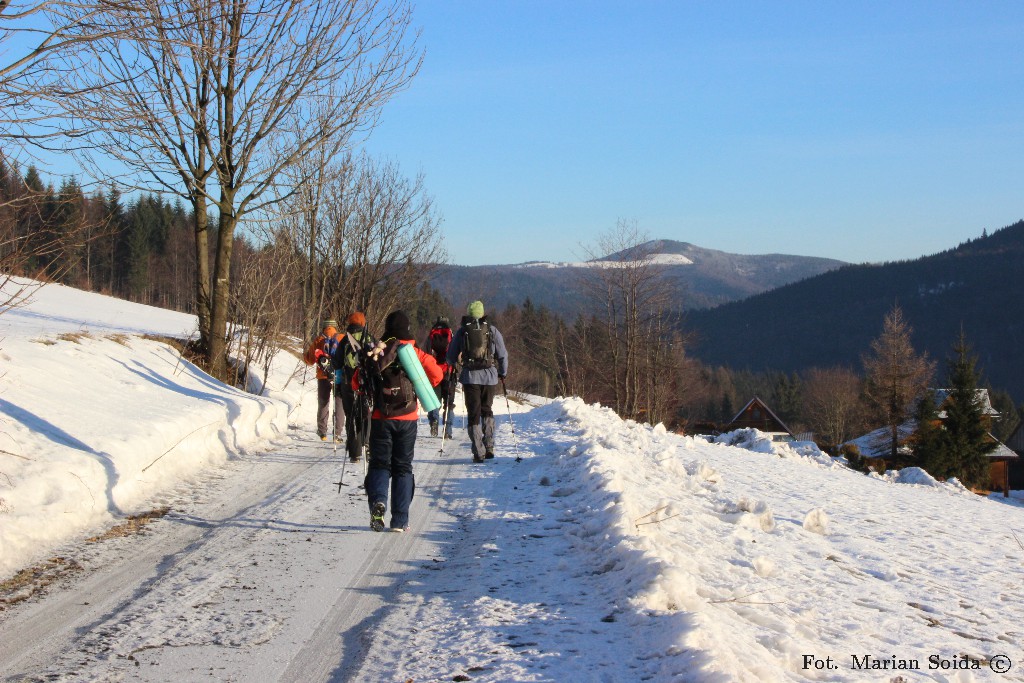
[2,279,1024,682]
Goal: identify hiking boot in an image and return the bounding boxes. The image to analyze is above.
[370,501,386,532]
[319,434,327,441]
[485,451,494,459]
[473,455,484,463]
[430,423,438,437]
[444,429,453,439]
[349,456,361,463]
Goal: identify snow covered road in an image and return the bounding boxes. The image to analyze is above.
[0,427,463,681]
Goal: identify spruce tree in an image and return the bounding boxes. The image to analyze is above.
[914,390,949,476]
[940,332,996,489]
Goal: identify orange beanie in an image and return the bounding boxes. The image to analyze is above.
[346,311,366,327]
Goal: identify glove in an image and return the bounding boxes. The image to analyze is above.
[314,348,326,359]
[498,374,506,381]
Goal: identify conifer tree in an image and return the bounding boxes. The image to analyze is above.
[938,332,996,489]
[862,305,935,459]
[913,389,947,474]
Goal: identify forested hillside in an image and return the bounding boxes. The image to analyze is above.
[687,220,1024,401]
[430,240,845,316]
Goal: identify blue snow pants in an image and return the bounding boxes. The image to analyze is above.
[365,418,417,529]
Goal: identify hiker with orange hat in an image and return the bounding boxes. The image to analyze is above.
[303,318,345,441]
[337,311,375,462]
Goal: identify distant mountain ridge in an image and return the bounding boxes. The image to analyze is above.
[429,239,846,316]
[687,220,1024,401]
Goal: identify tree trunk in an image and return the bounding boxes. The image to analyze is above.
[193,198,211,349]
[208,195,236,378]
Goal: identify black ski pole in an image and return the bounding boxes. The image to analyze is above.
[500,378,522,462]
[333,372,349,492]
[438,364,457,456]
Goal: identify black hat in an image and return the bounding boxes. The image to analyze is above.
[435,316,450,327]
[384,310,414,341]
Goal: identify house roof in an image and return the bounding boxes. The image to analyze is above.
[843,422,916,459]
[931,388,1000,418]
[843,422,1018,460]
[727,396,793,435]
[990,440,1018,460]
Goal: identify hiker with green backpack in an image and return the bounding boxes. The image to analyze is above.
[335,311,375,463]
[446,301,509,463]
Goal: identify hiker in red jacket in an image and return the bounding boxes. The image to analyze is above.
[303,319,344,441]
[358,310,442,532]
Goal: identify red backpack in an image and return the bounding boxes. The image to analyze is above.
[428,325,452,361]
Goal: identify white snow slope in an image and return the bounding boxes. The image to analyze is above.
[2,278,1024,682]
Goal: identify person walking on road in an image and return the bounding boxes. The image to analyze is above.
[303,319,344,441]
[336,312,374,461]
[446,301,508,463]
[423,316,456,439]
[360,310,442,532]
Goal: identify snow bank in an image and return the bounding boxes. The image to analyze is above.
[709,427,844,468]
[0,280,306,579]
[535,397,1024,681]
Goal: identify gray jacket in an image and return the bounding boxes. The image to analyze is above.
[446,318,508,386]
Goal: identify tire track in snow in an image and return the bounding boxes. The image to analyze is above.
[0,424,463,682]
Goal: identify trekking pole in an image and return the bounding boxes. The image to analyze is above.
[500,378,523,463]
[333,375,350,492]
[438,369,450,456]
[438,364,458,456]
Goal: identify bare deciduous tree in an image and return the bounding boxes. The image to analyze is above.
[802,366,866,453]
[283,151,444,338]
[49,0,422,376]
[579,220,680,422]
[227,233,302,394]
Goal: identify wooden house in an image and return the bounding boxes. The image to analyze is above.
[724,397,794,442]
[1007,420,1024,490]
[843,389,1018,496]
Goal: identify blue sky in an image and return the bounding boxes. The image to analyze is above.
[361,1,1024,266]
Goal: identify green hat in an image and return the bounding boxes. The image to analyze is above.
[322,319,339,330]
[467,300,484,319]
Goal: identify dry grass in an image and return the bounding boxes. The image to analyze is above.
[0,508,172,609]
[106,333,132,347]
[141,334,185,354]
[57,331,93,344]
[86,507,171,542]
[31,338,57,346]
[0,556,84,609]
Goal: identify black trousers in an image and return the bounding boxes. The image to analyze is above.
[462,383,496,426]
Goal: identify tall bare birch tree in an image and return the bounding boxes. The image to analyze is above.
[49,0,421,376]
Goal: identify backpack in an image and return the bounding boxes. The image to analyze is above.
[318,334,341,378]
[368,341,417,418]
[428,325,452,361]
[461,318,493,371]
[341,329,371,372]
